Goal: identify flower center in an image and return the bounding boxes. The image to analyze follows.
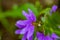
[32,22,37,26]
[32,21,41,27]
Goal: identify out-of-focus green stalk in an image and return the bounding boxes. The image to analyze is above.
[0,30,2,40]
[0,13,15,38]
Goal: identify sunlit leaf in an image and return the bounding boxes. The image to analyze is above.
[5,3,38,19]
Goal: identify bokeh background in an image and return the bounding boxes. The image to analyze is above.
[0,0,60,40]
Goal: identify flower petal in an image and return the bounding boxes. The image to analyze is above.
[27,25,34,39]
[22,33,27,40]
[16,20,28,25]
[16,20,29,28]
[22,10,30,20]
[15,24,25,28]
[45,35,53,40]
[15,29,21,34]
[28,9,36,22]
[36,32,44,40]
[28,36,33,40]
[15,25,29,34]
[51,33,59,38]
[19,25,29,34]
[22,9,36,22]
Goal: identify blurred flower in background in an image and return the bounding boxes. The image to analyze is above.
[50,5,58,15]
[51,5,58,13]
[36,32,59,40]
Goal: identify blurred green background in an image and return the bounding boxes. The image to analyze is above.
[0,0,60,40]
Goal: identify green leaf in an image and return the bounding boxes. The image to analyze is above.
[0,19,10,33]
[51,12,60,24]
[44,12,60,35]
[35,0,42,12]
[12,4,18,10]
[19,35,23,39]
[40,8,51,15]
[44,26,53,35]
[34,37,37,40]
[54,30,60,36]
[0,12,16,37]
[18,3,39,18]
[0,13,5,19]
[4,11,23,19]
[5,3,38,19]
[41,17,46,23]
[0,30,2,40]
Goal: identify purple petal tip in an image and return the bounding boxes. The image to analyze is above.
[51,33,59,38]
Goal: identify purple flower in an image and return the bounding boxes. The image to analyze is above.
[51,33,59,40]
[51,5,58,12]
[50,5,58,15]
[36,32,59,40]
[15,9,36,40]
[22,32,33,40]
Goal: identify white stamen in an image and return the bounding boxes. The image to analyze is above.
[38,24,41,27]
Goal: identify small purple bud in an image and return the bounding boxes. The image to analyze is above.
[50,5,58,15]
[51,5,58,12]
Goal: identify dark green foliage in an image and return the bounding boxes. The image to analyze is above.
[44,12,60,36]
